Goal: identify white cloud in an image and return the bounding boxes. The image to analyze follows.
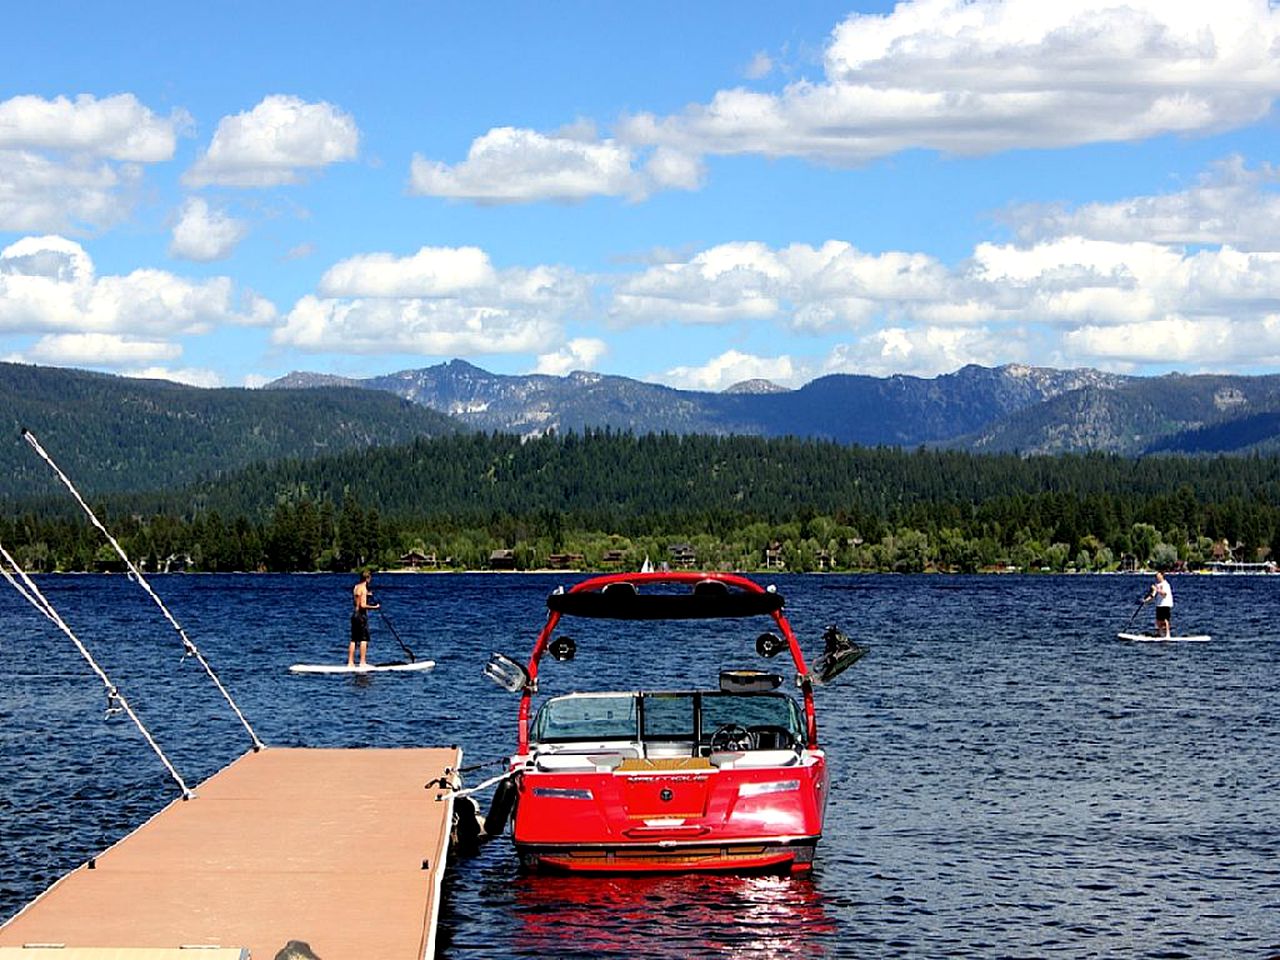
[1062,315,1277,367]
[410,2,1280,204]
[275,295,558,356]
[1004,156,1280,250]
[169,197,248,262]
[409,126,648,203]
[662,349,800,391]
[642,147,704,192]
[0,151,137,232]
[26,332,181,365]
[608,240,951,328]
[0,235,277,341]
[274,245,590,357]
[319,246,497,297]
[745,52,775,80]
[0,93,186,161]
[184,95,359,188]
[823,327,1020,378]
[0,93,186,232]
[619,0,1280,164]
[534,337,608,376]
[609,242,788,325]
[122,365,223,387]
[597,171,1280,375]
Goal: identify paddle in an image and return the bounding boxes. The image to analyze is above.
[378,609,418,663]
[1122,594,1149,632]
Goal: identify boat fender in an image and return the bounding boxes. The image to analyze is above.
[452,795,484,853]
[485,775,519,838]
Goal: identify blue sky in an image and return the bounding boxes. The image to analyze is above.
[3,0,1280,390]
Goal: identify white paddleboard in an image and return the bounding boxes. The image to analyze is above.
[289,660,436,675]
[1117,633,1210,643]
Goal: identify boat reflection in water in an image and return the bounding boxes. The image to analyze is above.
[511,872,837,959]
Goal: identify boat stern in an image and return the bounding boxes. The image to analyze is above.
[511,748,827,874]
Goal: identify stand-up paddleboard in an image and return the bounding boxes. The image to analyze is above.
[1116,632,1210,643]
[289,659,436,675]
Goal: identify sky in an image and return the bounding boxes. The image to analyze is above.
[3,0,1280,391]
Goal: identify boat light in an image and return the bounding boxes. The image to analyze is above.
[738,779,800,798]
[532,786,594,800]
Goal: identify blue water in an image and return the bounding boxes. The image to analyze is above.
[2,573,1278,958]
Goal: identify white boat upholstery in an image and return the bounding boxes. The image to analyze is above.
[534,747,639,772]
[709,749,799,769]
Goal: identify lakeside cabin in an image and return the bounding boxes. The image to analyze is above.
[488,549,516,570]
[398,549,438,569]
[546,553,585,570]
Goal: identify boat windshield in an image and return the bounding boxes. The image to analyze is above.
[700,693,802,740]
[531,692,802,746]
[531,694,639,742]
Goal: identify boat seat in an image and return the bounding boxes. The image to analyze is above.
[709,749,800,769]
[748,725,799,750]
[534,749,637,772]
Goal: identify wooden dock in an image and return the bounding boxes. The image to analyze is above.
[0,747,461,960]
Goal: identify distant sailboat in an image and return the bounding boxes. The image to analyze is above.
[640,554,653,573]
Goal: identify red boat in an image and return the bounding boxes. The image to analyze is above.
[483,570,865,875]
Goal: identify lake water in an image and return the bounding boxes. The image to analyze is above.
[1,572,1278,958]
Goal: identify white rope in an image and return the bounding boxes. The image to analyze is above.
[450,766,520,800]
[22,429,265,752]
[0,541,194,800]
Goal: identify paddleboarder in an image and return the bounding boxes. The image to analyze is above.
[1143,571,1173,638]
[348,569,380,667]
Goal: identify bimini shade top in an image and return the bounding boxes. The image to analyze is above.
[547,578,785,620]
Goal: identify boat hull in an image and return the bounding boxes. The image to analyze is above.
[511,752,828,875]
[518,839,818,875]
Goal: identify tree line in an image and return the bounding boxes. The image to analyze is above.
[3,430,1279,573]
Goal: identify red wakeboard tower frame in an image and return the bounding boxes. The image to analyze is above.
[515,570,818,754]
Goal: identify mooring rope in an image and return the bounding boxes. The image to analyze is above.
[22,429,265,752]
[449,766,519,800]
[0,541,194,799]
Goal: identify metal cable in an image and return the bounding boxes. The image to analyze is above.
[0,541,194,799]
[22,429,265,752]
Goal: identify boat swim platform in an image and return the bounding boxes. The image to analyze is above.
[0,746,461,960]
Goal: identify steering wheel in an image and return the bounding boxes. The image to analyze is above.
[709,723,753,752]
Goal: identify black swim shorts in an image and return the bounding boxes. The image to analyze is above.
[351,609,370,644]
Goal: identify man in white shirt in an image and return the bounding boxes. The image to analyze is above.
[1145,571,1173,637]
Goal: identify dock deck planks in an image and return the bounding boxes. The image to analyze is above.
[0,747,459,960]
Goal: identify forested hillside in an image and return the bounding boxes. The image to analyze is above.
[5,430,1277,574]
[0,362,461,499]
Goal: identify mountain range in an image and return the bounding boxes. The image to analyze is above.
[269,360,1280,456]
[5,358,1280,506]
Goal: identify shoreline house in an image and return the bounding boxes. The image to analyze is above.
[398,550,438,569]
